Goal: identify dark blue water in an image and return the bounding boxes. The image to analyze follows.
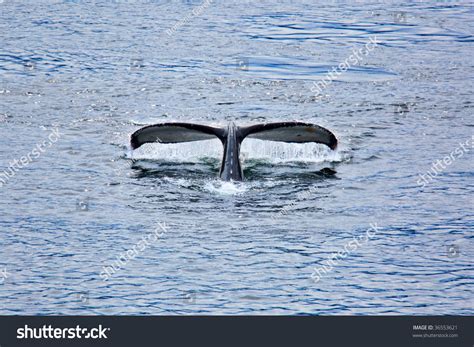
[0,1,473,314]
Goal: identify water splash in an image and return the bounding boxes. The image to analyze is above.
[130,139,223,161]
[161,176,249,195]
[204,181,249,195]
[241,139,343,163]
[130,138,343,164]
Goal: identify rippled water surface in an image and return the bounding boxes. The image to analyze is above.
[0,1,473,315]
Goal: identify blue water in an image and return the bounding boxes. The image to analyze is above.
[0,1,473,315]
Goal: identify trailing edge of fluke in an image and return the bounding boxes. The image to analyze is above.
[130,121,338,181]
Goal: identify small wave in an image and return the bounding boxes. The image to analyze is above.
[160,176,284,195]
[221,56,397,82]
[161,176,248,195]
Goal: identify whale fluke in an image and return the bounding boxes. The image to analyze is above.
[130,122,225,149]
[240,122,338,150]
[130,121,338,180]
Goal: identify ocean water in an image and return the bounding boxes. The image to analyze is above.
[0,0,473,315]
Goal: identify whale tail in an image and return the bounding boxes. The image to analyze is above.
[130,121,337,150]
[130,122,226,149]
[237,122,338,150]
[130,121,337,180]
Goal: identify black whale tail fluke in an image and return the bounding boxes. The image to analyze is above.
[130,121,337,150]
[130,122,226,150]
[238,122,338,150]
[130,121,337,181]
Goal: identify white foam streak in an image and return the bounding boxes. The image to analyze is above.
[241,139,342,163]
[204,181,248,195]
[131,138,342,163]
[131,139,222,161]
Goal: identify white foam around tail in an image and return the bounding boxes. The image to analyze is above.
[131,138,342,163]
